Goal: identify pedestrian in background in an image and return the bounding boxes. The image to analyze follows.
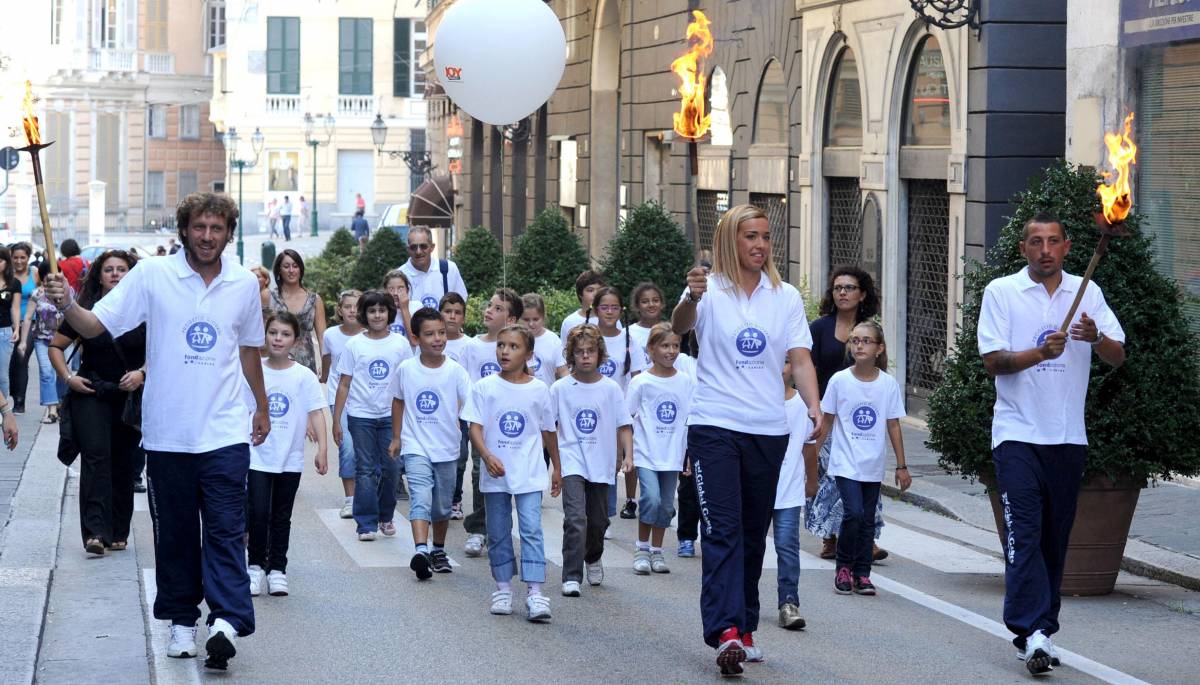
[351,210,370,251]
[58,239,88,293]
[0,247,23,406]
[268,199,281,239]
[268,250,325,373]
[23,260,64,424]
[298,196,310,235]
[321,289,363,519]
[281,196,293,242]
[8,243,37,415]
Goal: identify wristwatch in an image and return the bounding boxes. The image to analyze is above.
[1090,331,1106,347]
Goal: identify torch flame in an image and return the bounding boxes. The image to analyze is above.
[1096,112,1136,225]
[22,80,41,146]
[671,10,714,140]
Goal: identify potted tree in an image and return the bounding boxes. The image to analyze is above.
[927,161,1200,595]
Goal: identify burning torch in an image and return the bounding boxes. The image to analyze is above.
[16,81,59,275]
[1058,112,1137,333]
[671,11,713,240]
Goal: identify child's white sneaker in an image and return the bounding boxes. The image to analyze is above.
[489,590,513,615]
[561,580,581,597]
[464,533,485,557]
[633,550,651,575]
[650,551,670,574]
[358,531,376,541]
[267,570,288,596]
[247,565,264,597]
[586,561,604,586]
[339,501,353,519]
[167,624,197,658]
[203,618,237,671]
[526,594,552,623]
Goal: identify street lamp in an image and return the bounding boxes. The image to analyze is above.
[304,112,334,236]
[222,126,264,264]
[371,114,434,179]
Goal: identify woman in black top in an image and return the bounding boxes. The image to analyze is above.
[0,247,23,409]
[50,250,146,556]
[804,266,890,560]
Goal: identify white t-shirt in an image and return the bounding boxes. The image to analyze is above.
[462,335,502,381]
[775,393,815,509]
[675,352,698,381]
[321,326,358,405]
[92,250,264,453]
[336,332,413,418]
[626,370,694,472]
[444,335,472,367]
[460,374,555,494]
[597,329,646,392]
[977,268,1125,448]
[821,368,905,483]
[628,322,655,369]
[399,259,469,311]
[531,330,563,387]
[388,301,423,338]
[551,375,631,484]
[252,362,326,473]
[394,356,470,462]
[559,309,621,342]
[685,273,812,436]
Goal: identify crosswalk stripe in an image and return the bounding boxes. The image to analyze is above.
[315,508,460,568]
[877,523,1004,574]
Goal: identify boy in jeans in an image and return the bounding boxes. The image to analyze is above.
[439,292,471,520]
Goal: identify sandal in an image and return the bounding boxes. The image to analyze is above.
[42,412,58,424]
[108,541,128,551]
[85,538,106,555]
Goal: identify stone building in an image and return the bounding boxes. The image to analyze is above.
[425,0,1068,414]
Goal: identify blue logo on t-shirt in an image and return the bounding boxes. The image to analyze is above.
[656,400,678,424]
[575,409,598,434]
[851,404,877,431]
[499,411,526,438]
[735,327,767,357]
[480,361,501,378]
[422,295,439,310]
[267,392,290,418]
[416,390,440,414]
[390,322,406,336]
[1036,328,1056,347]
[530,355,543,373]
[185,321,217,353]
[599,359,617,377]
[368,359,390,381]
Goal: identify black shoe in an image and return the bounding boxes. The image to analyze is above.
[430,549,453,573]
[12,400,24,415]
[410,552,432,580]
[619,499,637,519]
[133,479,147,494]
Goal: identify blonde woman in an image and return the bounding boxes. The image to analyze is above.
[671,204,823,676]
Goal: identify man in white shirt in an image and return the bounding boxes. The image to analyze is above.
[977,212,1125,676]
[45,192,270,673]
[399,227,468,311]
[280,195,293,241]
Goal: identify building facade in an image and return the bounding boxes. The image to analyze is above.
[427,0,1067,415]
[210,0,428,234]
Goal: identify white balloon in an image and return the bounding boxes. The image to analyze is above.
[433,0,567,126]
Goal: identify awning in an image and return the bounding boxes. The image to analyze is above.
[408,173,454,228]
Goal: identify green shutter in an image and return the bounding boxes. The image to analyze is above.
[268,17,300,95]
[394,18,411,97]
[340,18,373,95]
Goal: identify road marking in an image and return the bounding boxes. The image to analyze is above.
[877,523,1004,574]
[316,508,460,568]
[141,568,202,685]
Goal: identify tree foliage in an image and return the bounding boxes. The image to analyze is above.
[507,207,590,293]
[322,227,358,259]
[350,227,407,291]
[600,201,694,307]
[452,226,505,297]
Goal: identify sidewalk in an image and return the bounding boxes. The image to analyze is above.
[888,419,1200,591]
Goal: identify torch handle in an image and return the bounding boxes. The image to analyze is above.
[33,183,59,275]
[1057,234,1110,333]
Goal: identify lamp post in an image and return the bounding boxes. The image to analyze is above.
[222,126,264,264]
[371,114,434,180]
[304,112,334,236]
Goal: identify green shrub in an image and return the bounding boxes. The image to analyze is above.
[601,201,694,306]
[322,227,358,259]
[452,226,505,297]
[304,253,356,322]
[927,160,1200,485]
[463,287,575,338]
[508,207,590,293]
[350,227,407,291]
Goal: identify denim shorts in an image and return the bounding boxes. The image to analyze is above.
[402,454,457,523]
[637,467,680,529]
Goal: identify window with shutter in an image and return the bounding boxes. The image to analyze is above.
[267,17,300,95]
[339,18,373,96]
[393,18,411,97]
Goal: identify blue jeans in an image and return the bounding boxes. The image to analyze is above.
[331,405,355,480]
[0,335,12,398]
[484,491,546,584]
[34,340,58,406]
[348,415,398,534]
[402,454,456,523]
[772,506,802,607]
[637,467,679,528]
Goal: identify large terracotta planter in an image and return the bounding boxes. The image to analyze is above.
[983,474,1141,596]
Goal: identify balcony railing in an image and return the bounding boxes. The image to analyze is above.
[337,95,376,117]
[266,95,302,115]
[144,52,174,74]
[89,49,136,72]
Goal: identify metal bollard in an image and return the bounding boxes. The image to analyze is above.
[261,240,276,269]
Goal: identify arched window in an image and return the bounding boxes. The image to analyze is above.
[824,49,862,147]
[753,60,786,144]
[707,66,733,146]
[902,36,951,146]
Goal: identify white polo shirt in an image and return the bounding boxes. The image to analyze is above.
[978,268,1124,448]
[685,273,812,436]
[400,259,468,311]
[92,250,265,453]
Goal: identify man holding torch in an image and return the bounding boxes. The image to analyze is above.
[977,211,1126,676]
[44,193,270,672]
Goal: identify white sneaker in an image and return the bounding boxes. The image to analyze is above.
[586,561,604,586]
[633,550,652,575]
[247,565,264,597]
[1022,630,1055,675]
[379,521,397,537]
[267,570,288,596]
[561,580,581,597]
[526,594,552,622]
[339,501,353,519]
[167,623,197,658]
[464,533,485,557]
[1017,633,1061,668]
[490,590,513,615]
[358,531,376,542]
[204,618,237,671]
[603,528,613,540]
[650,551,670,574]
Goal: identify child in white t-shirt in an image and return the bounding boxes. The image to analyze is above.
[320,289,362,518]
[383,269,421,343]
[521,293,564,388]
[552,324,632,597]
[559,269,613,341]
[248,311,328,598]
[626,323,693,576]
[772,357,818,631]
[460,324,561,622]
[819,321,909,597]
[627,282,665,370]
[332,290,413,541]
[389,308,470,580]
[439,291,471,521]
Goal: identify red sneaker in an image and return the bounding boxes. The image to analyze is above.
[716,626,745,677]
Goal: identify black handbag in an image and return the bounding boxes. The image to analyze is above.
[56,346,81,467]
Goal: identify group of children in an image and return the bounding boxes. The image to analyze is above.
[244,265,911,628]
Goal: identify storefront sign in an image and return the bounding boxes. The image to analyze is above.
[1122,0,1200,47]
